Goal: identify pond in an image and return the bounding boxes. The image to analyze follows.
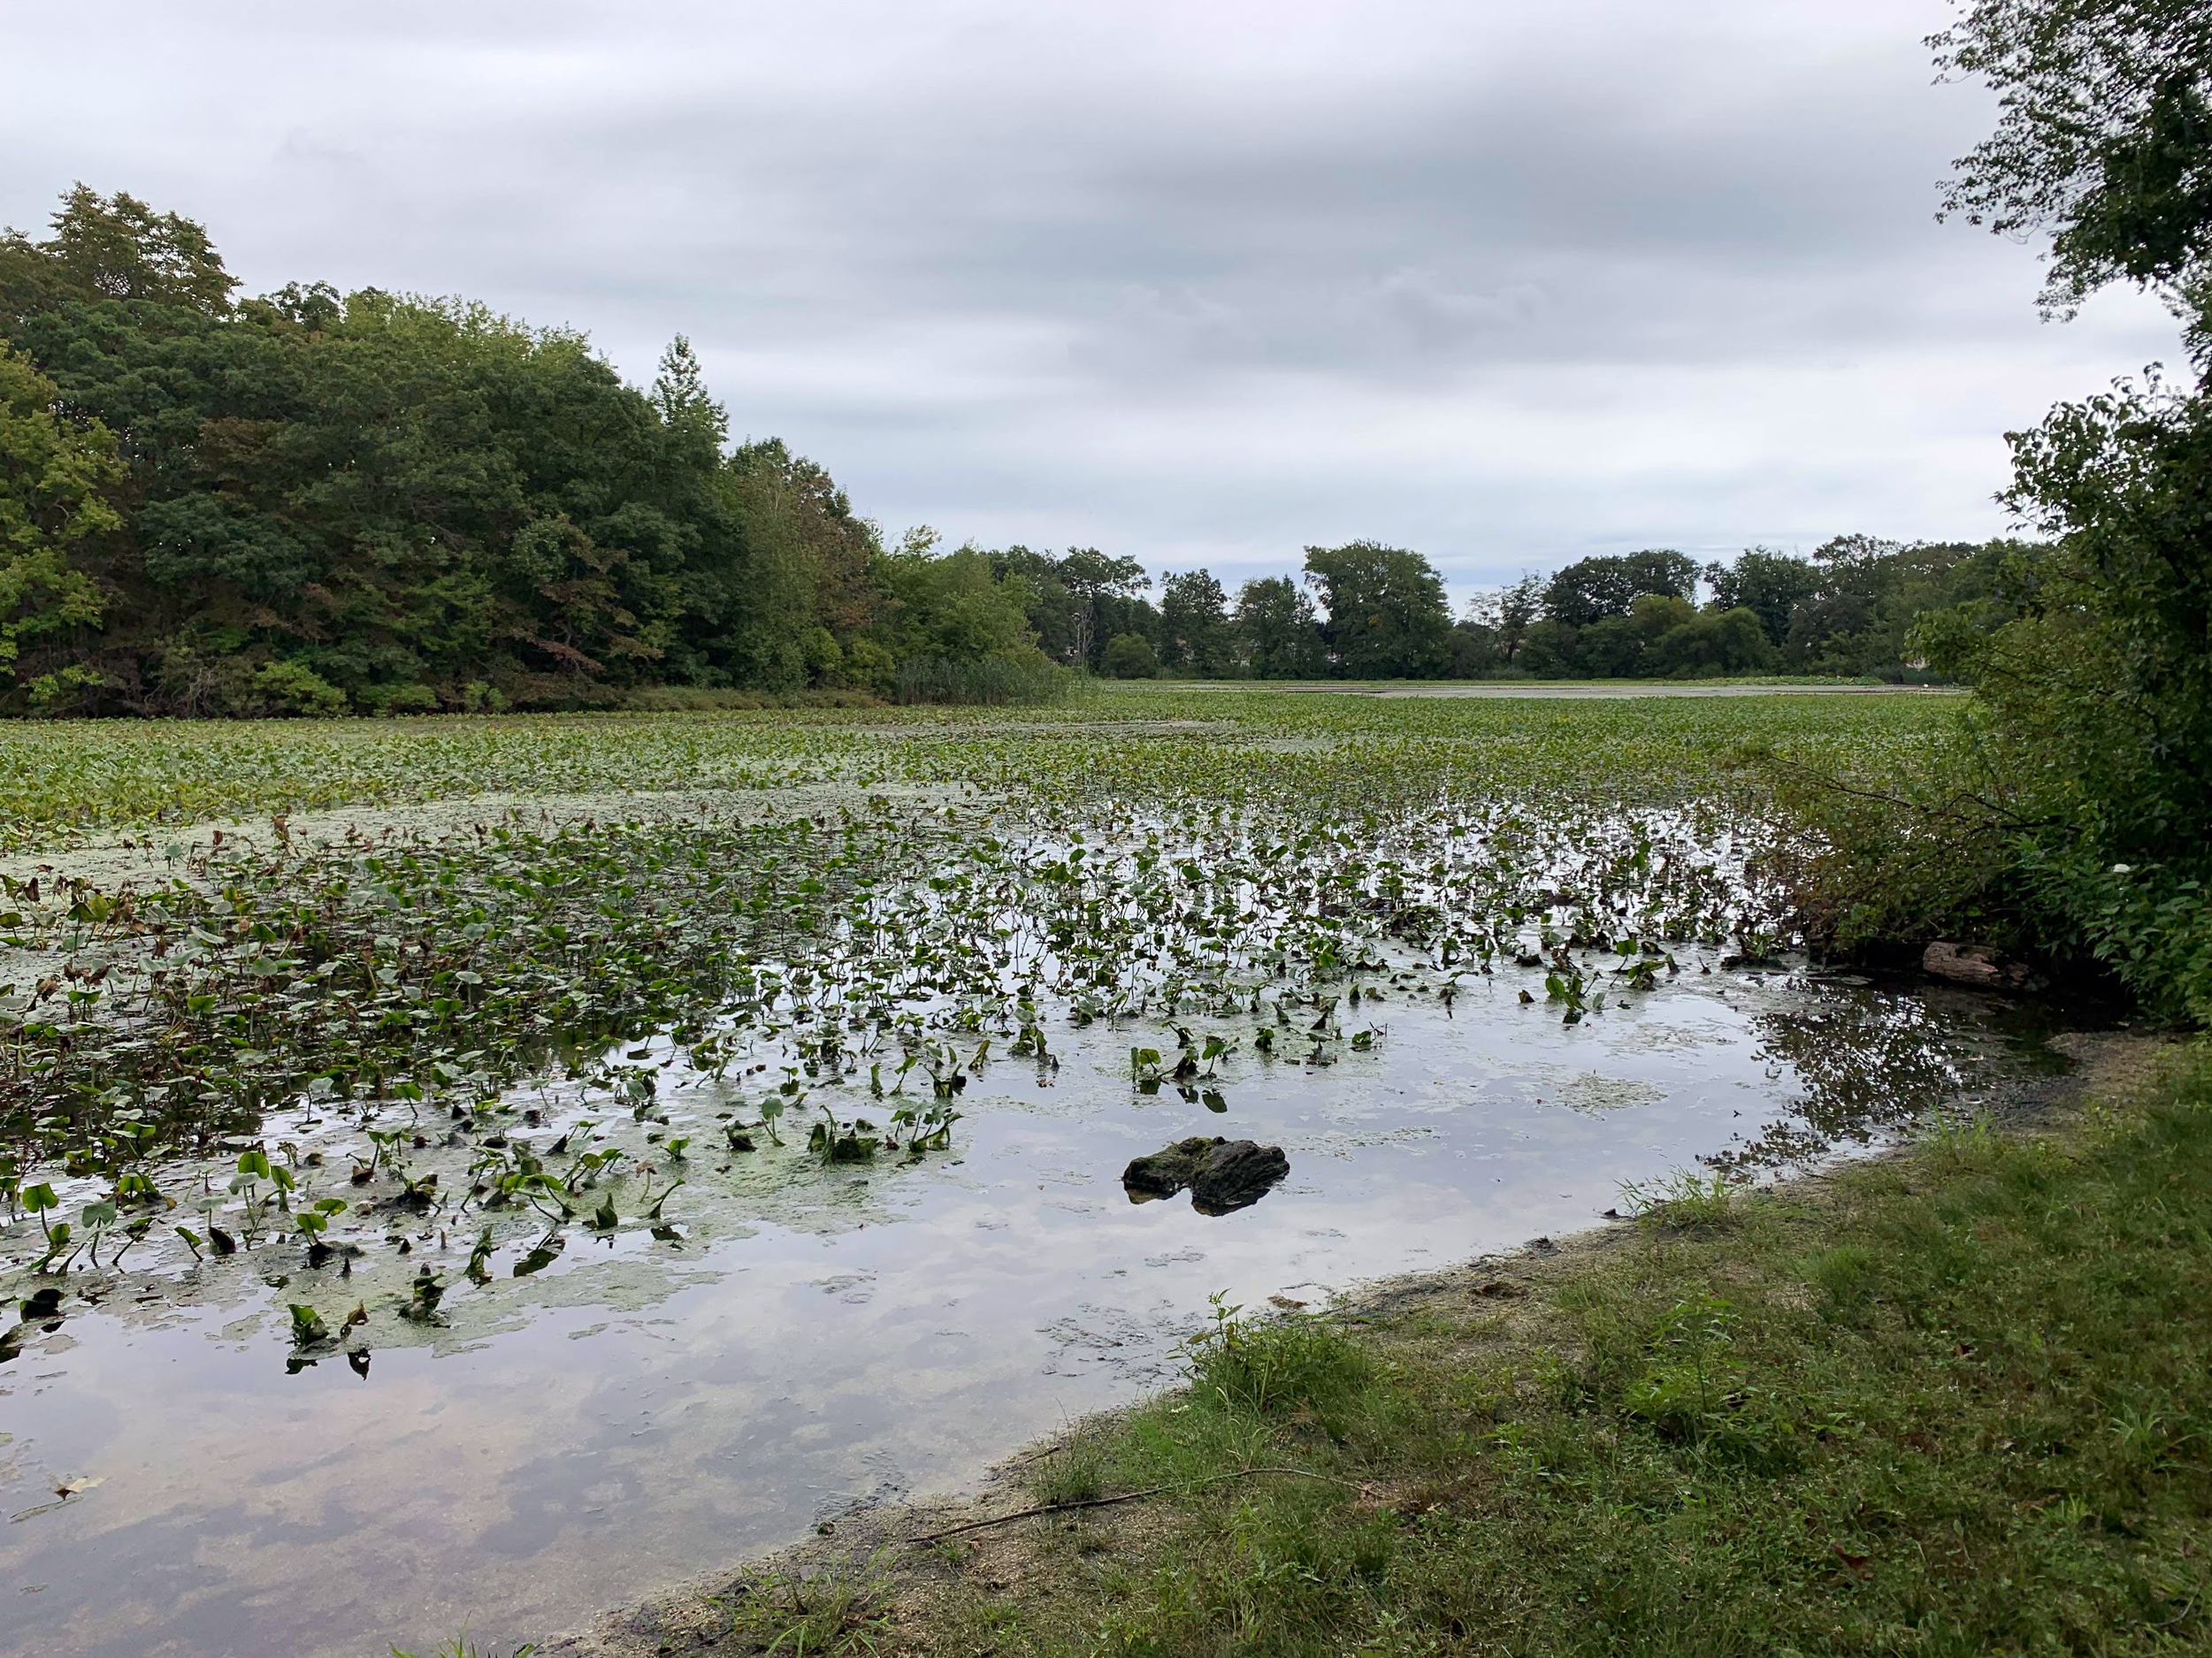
[0,696,2063,1656]
[2,946,2061,1658]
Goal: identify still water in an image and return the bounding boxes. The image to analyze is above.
[2,965,2054,1657]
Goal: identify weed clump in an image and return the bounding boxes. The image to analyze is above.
[1182,1294,1374,1420]
[1620,1167,1745,1232]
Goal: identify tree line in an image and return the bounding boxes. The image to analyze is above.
[984,533,2016,684]
[0,188,1020,715]
[1,186,2017,715]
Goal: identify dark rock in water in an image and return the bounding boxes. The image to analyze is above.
[1190,1140,1290,1215]
[19,1287,63,1322]
[1923,940,2038,989]
[1122,1136,1223,1200]
[1124,1136,1290,1213]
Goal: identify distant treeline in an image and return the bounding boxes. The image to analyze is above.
[1,187,2009,715]
[1038,536,2021,684]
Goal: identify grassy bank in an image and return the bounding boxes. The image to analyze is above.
[618,1036,2212,1658]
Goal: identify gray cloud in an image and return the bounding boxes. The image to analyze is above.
[3,0,2185,597]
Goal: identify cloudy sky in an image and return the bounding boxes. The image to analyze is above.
[2,0,2184,599]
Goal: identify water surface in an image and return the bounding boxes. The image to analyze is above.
[0,965,2052,1658]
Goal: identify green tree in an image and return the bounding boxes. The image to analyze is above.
[1232,576,1325,677]
[1933,0,2212,325]
[880,539,1042,667]
[1301,541,1453,678]
[1469,574,1544,663]
[1650,606,1776,676]
[985,546,1081,663]
[0,348,116,707]
[1808,0,2212,1017]
[1450,618,1502,676]
[1541,550,1699,629]
[1575,613,1653,676]
[1159,569,1234,676]
[0,184,237,322]
[1782,536,2006,676]
[0,188,801,712]
[1705,549,1820,648]
[1057,547,1149,670]
[1102,631,1160,678]
[1517,618,1577,678]
[707,439,877,691]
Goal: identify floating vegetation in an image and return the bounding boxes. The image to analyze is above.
[0,690,1978,1370]
[0,693,2065,1658]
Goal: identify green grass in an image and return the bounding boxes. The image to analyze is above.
[890,1046,2212,1657]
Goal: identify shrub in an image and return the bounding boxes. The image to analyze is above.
[249,660,347,716]
[1181,1295,1373,1417]
[1102,632,1160,678]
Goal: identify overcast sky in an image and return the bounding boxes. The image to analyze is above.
[2,0,2185,600]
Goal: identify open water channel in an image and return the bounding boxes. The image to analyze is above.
[2,951,2063,1657]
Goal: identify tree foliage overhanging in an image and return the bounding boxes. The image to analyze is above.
[1789,0,2212,1024]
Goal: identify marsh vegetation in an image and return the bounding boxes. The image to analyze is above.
[0,685,2060,1656]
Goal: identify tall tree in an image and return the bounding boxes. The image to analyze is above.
[1466,574,1544,662]
[1704,549,1820,648]
[1159,569,1234,676]
[1894,0,2212,1018]
[1057,546,1149,670]
[1301,542,1453,678]
[1232,576,1325,677]
[985,545,1080,663]
[0,348,117,707]
[0,185,237,323]
[1542,550,1699,628]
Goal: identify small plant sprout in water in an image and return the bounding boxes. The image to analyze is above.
[288,1302,332,1348]
[466,1225,496,1283]
[885,1098,960,1157]
[77,1198,117,1267]
[807,1107,881,1164]
[229,1146,295,1243]
[21,1181,74,1271]
[402,1266,448,1323]
[294,1196,347,1247]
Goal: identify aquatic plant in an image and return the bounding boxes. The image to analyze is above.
[0,691,1959,1348]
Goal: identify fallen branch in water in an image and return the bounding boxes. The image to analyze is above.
[902,1466,1359,1546]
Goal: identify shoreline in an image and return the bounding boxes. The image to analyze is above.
[532,1028,2183,1658]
